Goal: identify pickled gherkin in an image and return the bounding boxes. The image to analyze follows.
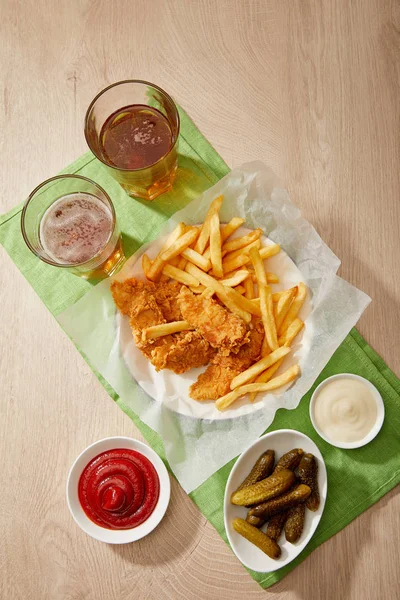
[235,450,275,493]
[247,484,311,520]
[231,469,295,506]
[274,448,304,472]
[298,453,320,512]
[246,513,265,528]
[266,511,288,540]
[232,518,281,559]
[285,504,305,543]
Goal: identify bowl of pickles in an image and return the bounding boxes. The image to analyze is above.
[224,429,327,572]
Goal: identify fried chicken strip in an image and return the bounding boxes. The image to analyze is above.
[177,286,249,354]
[111,278,212,374]
[190,320,264,400]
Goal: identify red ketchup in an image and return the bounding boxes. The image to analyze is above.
[78,449,160,530]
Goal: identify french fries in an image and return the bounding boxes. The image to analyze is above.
[161,228,199,262]
[185,263,251,323]
[147,222,186,282]
[230,346,291,389]
[249,318,304,402]
[225,286,262,317]
[210,213,223,278]
[216,365,300,410]
[194,194,223,254]
[248,358,285,402]
[222,244,280,275]
[142,321,194,341]
[222,239,261,264]
[216,290,252,324]
[260,284,278,352]
[279,282,307,335]
[162,264,199,287]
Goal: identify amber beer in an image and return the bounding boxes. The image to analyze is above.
[85,80,180,201]
[21,175,125,280]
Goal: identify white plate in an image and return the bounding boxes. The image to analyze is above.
[66,436,170,544]
[224,429,327,572]
[116,227,313,421]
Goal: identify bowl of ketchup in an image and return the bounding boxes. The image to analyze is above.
[67,437,170,543]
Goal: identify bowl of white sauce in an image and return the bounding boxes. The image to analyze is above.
[309,374,385,449]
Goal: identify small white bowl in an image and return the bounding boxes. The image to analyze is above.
[309,373,385,449]
[66,436,170,544]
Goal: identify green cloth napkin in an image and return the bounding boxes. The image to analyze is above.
[1,107,399,589]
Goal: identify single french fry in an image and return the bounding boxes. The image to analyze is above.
[168,256,180,268]
[244,276,255,300]
[266,273,279,284]
[235,285,246,294]
[220,217,245,242]
[216,364,300,410]
[260,284,278,351]
[222,239,261,263]
[225,286,262,317]
[161,228,199,262]
[147,222,186,281]
[181,247,211,271]
[278,318,304,346]
[162,263,199,287]
[260,244,281,260]
[230,346,291,390]
[210,213,223,278]
[219,270,250,287]
[249,358,284,402]
[273,287,298,303]
[222,252,254,274]
[278,282,307,335]
[249,246,267,286]
[142,321,194,341]
[201,287,215,299]
[189,285,206,294]
[142,254,152,278]
[216,290,252,323]
[194,195,224,254]
[274,288,296,331]
[177,255,188,271]
[222,229,262,254]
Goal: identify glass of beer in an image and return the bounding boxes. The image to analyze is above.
[21,175,125,280]
[84,80,180,201]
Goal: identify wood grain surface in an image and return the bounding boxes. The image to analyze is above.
[1,1,399,599]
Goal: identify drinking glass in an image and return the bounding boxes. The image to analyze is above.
[84,80,180,200]
[21,175,125,280]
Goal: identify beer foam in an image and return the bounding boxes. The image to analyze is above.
[40,193,113,265]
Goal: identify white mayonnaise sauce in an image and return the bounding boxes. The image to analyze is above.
[313,378,377,443]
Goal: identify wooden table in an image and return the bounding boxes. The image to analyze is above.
[1,1,399,598]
